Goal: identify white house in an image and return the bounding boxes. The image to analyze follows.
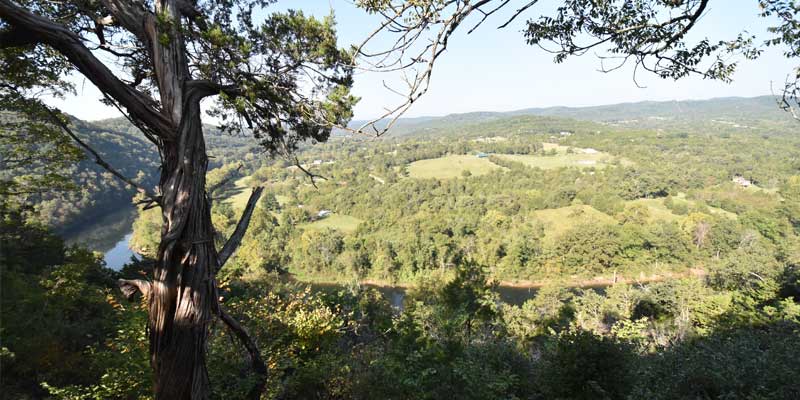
[732,175,752,187]
[317,210,332,218]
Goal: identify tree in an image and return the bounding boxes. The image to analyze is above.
[1,2,356,398]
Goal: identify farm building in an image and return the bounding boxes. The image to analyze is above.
[733,175,752,187]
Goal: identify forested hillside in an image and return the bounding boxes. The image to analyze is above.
[25,99,798,399]
[348,95,798,137]
[3,115,257,236]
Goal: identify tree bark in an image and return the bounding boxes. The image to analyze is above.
[149,98,217,399]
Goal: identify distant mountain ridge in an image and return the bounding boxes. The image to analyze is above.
[348,95,794,136]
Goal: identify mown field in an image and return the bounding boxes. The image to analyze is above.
[300,214,362,233]
[495,145,627,169]
[405,143,629,180]
[407,154,506,179]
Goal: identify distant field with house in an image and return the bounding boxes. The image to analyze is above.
[224,176,289,210]
[224,174,361,233]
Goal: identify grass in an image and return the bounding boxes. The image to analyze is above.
[532,204,616,242]
[541,142,571,152]
[407,154,506,179]
[742,184,780,195]
[625,198,682,222]
[224,176,254,210]
[495,151,617,170]
[301,214,362,233]
[224,177,290,211]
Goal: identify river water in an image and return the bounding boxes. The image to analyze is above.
[63,206,140,271]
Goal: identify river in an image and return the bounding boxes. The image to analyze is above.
[63,206,140,271]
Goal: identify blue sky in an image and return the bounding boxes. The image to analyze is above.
[49,0,796,121]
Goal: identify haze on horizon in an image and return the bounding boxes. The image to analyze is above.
[46,0,796,122]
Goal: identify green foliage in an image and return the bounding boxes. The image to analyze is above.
[0,211,145,399]
[534,329,634,400]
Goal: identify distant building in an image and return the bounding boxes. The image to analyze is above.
[582,148,599,154]
[733,175,752,187]
[476,152,488,158]
[312,159,323,165]
[317,210,332,218]
[559,131,573,136]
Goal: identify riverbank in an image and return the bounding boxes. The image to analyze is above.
[289,268,708,291]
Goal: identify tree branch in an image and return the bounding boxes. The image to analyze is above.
[0,0,175,137]
[118,278,152,301]
[185,79,241,100]
[98,0,149,42]
[0,25,36,48]
[216,186,264,272]
[217,306,267,400]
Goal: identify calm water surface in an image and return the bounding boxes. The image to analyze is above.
[63,206,140,271]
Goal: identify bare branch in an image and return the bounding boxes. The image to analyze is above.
[216,186,264,272]
[217,306,267,400]
[291,156,328,189]
[497,0,538,29]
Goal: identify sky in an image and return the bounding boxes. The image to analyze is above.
[47,0,797,121]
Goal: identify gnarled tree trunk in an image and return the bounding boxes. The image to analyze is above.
[150,105,217,399]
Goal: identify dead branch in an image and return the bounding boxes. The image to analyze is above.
[216,186,264,272]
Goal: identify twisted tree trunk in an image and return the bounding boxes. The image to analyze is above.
[150,104,217,399]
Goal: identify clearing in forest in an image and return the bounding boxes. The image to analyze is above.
[495,149,618,170]
[301,214,362,233]
[532,205,616,241]
[223,176,254,210]
[407,154,506,179]
[225,176,288,210]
